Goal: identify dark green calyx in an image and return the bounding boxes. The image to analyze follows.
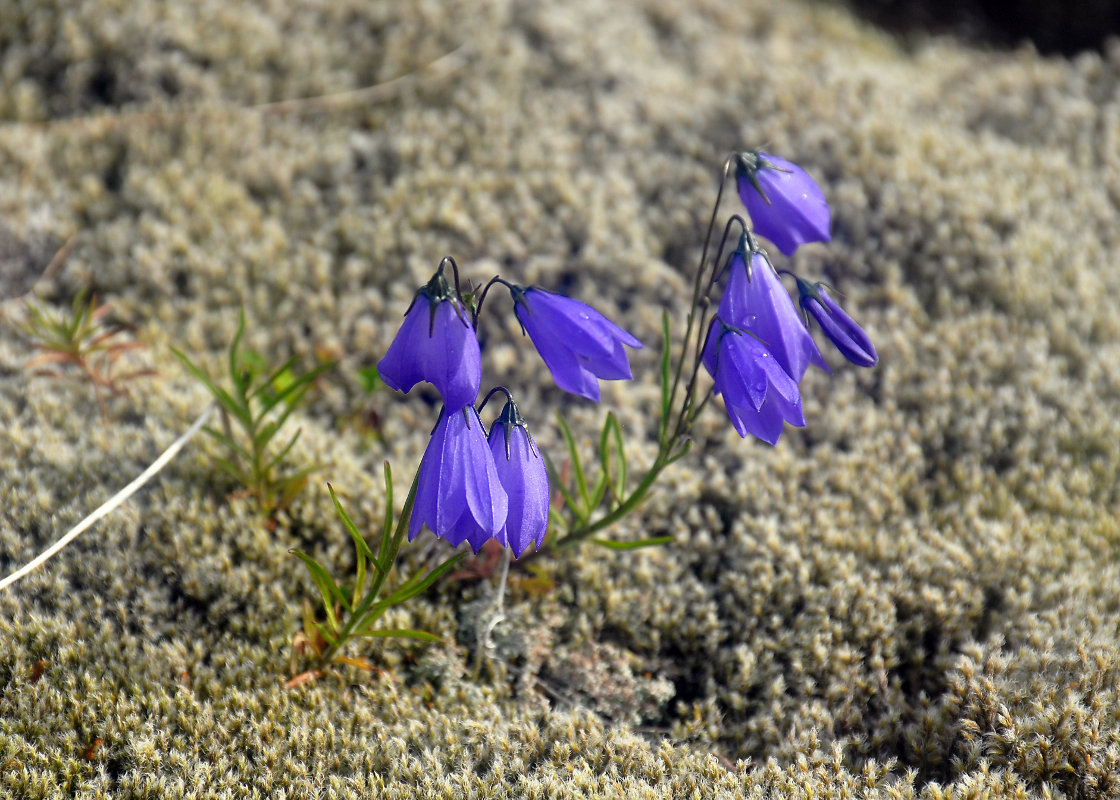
[419,269,458,305]
[734,229,760,258]
[411,268,468,336]
[735,151,770,205]
[495,398,538,460]
[735,150,761,175]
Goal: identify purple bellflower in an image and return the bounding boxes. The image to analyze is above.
[703,319,805,446]
[796,279,878,368]
[717,234,830,382]
[409,405,509,553]
[378,267,480,410]
[735,151,830,256]
[486,395,549,558]
[511,286,642,402]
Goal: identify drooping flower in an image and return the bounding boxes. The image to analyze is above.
[378,267,480,410]
[409,405,508,553]
[795,278,878,368]
[703,319,805,445]
[486,395,549,558]
[735,151,830,256]
[717,234,830,382]
[511,286,642,402]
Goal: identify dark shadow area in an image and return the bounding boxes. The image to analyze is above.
[836,0,1120,55]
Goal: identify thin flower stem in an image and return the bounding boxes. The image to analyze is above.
[527,156,743,562]
[438,256,463,303]
[673,215,746,442]
[658,154,739,452]
[477,385,513,416]
[473,548,511,677]
[315,467,422,668]
[472,275,517,327]
[662,155,736,448]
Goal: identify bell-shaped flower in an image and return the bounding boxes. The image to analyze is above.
[486,395,549,558]
[717,235,829,382]
[409,405,508,553]
[511,286,642,402]
[703,319,805,446]
[378,268,480,410]
[735,151,830,256]
[796,279,878,368]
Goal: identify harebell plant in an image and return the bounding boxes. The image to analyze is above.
[292,151,877,678]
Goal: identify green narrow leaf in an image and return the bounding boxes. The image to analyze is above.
[587,471,608,513]
[380,552,464,607]
[259,359,335,413]
[598,412,628,506]
[328,484,376,563]
[228,309,248,396]
[377,462,394,570]
[665,439,692,466]
[352,602,389,635]
[546,506,567,540]
[543,451,585,526]
[291,550,350,629]
[328,484,376,602]
[301,597,318,642]
[255,402,303,453]
[171,347,253,428]
[200,425,252,463]
[258,351,298,386]
[591,536,673,551]
[555,412,589,513]
[238,348,270,379]
[211,456,250,486]
[658,312,672,444]
[257,361,309,410]
[311,619,338,646]
[355,628,441,643]
[262,427,304,474]
[356,364,383,394]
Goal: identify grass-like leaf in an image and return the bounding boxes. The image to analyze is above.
[598,412,627,507]
[658,311,672,445]
[172,309,335,517]
[358,628,440,643]
[543,450,584,527]
[591,536,673,551]
[379,552,464,607]
[290,550,347,632]
[292,482,452,680]
[377,462,394,573]
[555,413,590,512]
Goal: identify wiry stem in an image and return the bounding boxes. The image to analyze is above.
[525,154,742,561]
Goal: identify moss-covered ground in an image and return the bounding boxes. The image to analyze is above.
[2,1,1119,797]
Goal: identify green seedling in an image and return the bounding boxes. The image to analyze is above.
[15,291,153,417]
[172,310,335,517]
[288,477,463,683]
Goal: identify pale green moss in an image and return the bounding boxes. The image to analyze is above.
[2,0,1120,797]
